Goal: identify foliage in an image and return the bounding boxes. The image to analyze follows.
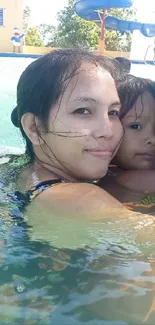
[52,2,137,51]
[55,5,100,50]
[37,24,57,46]
[23,3,137,51]
[23,5,31,31]
[25,27,43,46]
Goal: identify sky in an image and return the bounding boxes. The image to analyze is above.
[24,0,69,25]
[24,0,155,26]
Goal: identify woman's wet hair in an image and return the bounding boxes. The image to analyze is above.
[116,74,155,119]
[11,49,119,160]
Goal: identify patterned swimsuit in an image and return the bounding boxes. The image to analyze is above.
[7,179,63,218]
[26,179,63,202]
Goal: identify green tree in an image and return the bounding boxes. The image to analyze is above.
[53,1,137,51]
[55,5,100,50]
[38,24,57,46]
[25,27,43,46]
[23,6,31,31]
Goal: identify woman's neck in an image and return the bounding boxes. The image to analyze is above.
[34,161,78,183]
[18,160,79,191]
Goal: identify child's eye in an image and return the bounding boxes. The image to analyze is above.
[108,110,120,117]
[130,123,142,130]
[73,108,90,115]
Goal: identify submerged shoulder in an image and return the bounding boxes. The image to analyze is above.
[36,181,115,200]
[34,182,122,217]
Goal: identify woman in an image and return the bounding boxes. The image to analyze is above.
[11,49,125,219]
[8,52,155,324]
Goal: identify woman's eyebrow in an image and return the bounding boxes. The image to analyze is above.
[74,96,100,104]
[74,97,121,107]
[110,101,121,108]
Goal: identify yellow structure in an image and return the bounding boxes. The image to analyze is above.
[23,45,130,59]
[0,0,23,52]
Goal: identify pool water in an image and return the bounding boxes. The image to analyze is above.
[1,203,155,325]
[131,63,155,80]
[0,58,34,148]
[0,57,155,324]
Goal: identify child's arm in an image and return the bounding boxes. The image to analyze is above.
[116,170,155,193]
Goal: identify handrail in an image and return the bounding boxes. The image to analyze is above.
[144,44,155,65]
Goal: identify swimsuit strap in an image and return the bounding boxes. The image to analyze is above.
[26,179,63,202]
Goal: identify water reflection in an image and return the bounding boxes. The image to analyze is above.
[0,211,155,325]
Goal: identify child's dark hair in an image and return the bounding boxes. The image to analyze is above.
[115,57,131,75]
[116,74,155,118]
[11,49,119,160]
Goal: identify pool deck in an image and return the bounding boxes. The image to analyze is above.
[0,52,154,65]
[0,52,41,59]
[131,60,155,65]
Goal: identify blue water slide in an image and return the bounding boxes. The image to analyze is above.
[75,0,155,37]
[74,0,133,21]
[105,16,155,37]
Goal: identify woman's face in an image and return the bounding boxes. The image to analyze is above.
[38,62,123,180]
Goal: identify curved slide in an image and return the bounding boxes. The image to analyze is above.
[75,0,155,37]
[105,16,155,37]
[74,0,133,21]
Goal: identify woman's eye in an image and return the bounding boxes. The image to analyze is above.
[108,110,120,117]
[130,123,142,130]
[73,108,90,115]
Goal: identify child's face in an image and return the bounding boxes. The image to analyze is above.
[114,92,155,170]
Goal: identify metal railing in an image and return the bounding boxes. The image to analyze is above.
[144,44,155,65]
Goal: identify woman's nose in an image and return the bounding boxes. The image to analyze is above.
[93,116,114,139]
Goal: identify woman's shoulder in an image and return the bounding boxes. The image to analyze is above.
[33,181,123,218]
[35,181,119,199]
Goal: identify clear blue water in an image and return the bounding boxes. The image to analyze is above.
[131,63,155,80]
[0,57,155,324]
[0,57,34,149]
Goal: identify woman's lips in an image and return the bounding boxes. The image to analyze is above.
[85,149,113,158]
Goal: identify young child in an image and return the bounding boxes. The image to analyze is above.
[115,74,155,171]
[115,57,131,75]
[100,74,155,212]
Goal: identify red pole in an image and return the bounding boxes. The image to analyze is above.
[99,10,105,55]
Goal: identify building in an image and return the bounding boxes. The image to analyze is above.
[0,0,23,52]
